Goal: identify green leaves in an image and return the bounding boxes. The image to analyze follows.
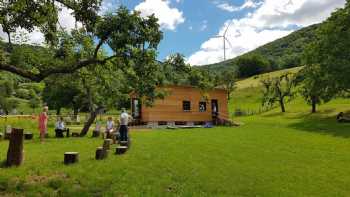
[261,73,296,112]
[303,0,350,94]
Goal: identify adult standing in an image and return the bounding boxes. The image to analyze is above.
[119,108,131,141]
[38,106,49,142]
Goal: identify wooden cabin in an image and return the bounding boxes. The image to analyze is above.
[130,85,229,126]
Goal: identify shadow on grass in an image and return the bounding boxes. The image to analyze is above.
[0,160,7,169]
[287,113,350,138]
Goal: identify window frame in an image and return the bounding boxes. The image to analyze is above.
[182,100,191,112]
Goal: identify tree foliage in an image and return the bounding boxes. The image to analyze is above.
[297,65,337,113]
[236,54,270,78]
[0,3,163,88]
[261,73,296,113]
[303,0,350,94]
[219,70,236,100]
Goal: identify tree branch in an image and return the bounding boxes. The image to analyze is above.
[0,62,44,81]
[94,39,105,58]
[0,54,120,82]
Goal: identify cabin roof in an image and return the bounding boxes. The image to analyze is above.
[130,85,227,97]
[159,84,227,92]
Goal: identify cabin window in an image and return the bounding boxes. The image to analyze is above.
[183,101,191,111]
[199,102,206,112]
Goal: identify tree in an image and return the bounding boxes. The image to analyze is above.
[0,3,163,84]
[304,1,350,95]
[297,64,336,113]
[42,75,83,115]
[162,53,191,85]
[236,54,270,78]
[219,70,236,100]
[1,4,164,136]
[261,73,295,113]
[29,95,41,113]
[188,68,215,91]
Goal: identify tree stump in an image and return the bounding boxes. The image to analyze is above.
[64,152,79,165]
[92,130,100,138]
[115,146,128,155]
[6,128,24,167]
[71,132,80,137]
[24,133,33,140]
[95,147,107,160]
[103,139,113,150]
[119,141,129,148]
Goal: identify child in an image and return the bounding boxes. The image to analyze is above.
[38,106,48,142]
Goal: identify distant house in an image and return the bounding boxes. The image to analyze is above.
[130,85,229,126]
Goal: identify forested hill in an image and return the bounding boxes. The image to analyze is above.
[198,23,320,73]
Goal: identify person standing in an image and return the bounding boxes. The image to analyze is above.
[119,108,131,141]
[38,106,49,142]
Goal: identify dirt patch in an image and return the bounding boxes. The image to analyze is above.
[26,172,69,185]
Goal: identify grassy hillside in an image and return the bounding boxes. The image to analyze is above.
[228,66,349,117]
[199,24,319,73]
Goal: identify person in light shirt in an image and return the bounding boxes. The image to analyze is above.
[55,117,69,137]
[104,116,115,139]
[119,108,132,141]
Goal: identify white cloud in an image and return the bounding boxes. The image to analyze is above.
[135,0,185,31]
[215,0,262,12]
[200,20,208,31]
[188,0,346,66]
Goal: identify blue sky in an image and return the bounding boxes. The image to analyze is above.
[0,0,346,65]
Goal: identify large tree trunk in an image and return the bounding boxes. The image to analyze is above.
[6,128,24,167]
[79,107,103,136]
[279,99,286,113]
[311,96,317,113]
[56,107,61,115]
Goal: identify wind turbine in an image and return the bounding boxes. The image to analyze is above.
[213,20,234,61]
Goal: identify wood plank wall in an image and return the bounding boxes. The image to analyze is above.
[139,86,228,122]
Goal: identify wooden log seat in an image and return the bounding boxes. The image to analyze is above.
[119,140,129,148]
[95,147,108,160]
[103,139,113,150]
[64,152,79,165]
[55,128,70,138]
[24,132,34,140]
[115,146,128,155]
[71,132,80,137]
[6,128,24,167]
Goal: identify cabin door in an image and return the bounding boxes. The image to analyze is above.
[211,99,219,119]
[131,98,141,119]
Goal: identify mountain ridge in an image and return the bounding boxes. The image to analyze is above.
[197,23,320,73]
